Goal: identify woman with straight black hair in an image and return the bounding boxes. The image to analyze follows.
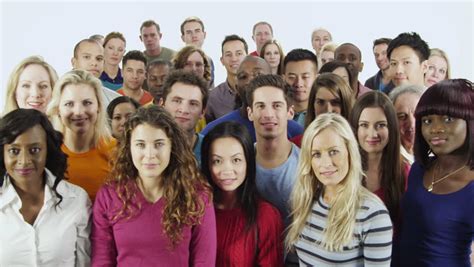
[201,121,284,266]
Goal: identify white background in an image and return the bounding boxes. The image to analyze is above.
[1,0,473,109]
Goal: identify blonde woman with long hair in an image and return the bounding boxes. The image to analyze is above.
[286,113,392,266]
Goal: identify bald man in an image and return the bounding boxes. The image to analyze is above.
[335,43,372,98]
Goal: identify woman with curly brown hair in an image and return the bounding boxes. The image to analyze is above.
[173,45,212,88]
[91,106,216,266]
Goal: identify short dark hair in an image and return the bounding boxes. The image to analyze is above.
[221,34,248,55]
[106,96,140,121]
[414,79,474,169]
[0,109,67,206]
[140,19,160,33]
[161,70,209,109]
[201,121,258,230]
[180,16,205,35]
[283,48,318,72]
[387,32,430,62]
[246,74,290,108]
[373,38,392,48]
[146,59,173,73]
[122,50,147,68]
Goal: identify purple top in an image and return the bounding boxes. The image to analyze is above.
[399,161,474,266]
[205,80,237,122]
[92,183,216,267]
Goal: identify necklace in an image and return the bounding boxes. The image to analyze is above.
[428,162,467,192]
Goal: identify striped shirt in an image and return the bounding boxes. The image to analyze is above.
[295,195,392,266]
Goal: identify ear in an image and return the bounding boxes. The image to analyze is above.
[220,56,224,66]
[139,35,143,42]
[158,97,165,106]
[159,33,163,40]
[359,62,364,72]
[421,59,428,74]
[200,107,206,119]
[203,31,207,40]
[180,35,185,43]
[287,105,295,120]
[252,35,256,42]
[247,106,254,122]
[71,57,76,68]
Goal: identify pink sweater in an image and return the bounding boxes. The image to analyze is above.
[91,183,216,266]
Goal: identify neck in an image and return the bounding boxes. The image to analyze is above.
[137,176,162,203]
[64,129,94,153]
[323,185,338,204]
[10,173,45,199]
[271,67,278,75]
[146,47,161,57]
[123,86,143,102]
[186,130,197,148]
[368,152,383,167]
[293,100,308,113]
[256,136,292,168]
[104,63,119,78]
[216,190,239,210]
[227,75,237,92]
[435,154,468,170]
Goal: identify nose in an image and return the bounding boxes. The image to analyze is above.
[369,126,378,137]
[261,105,275,118]
[18,149,32,166]
[320,152,332,167]
[145,145,156,158]
[73,104,85,115]
[176,102,190,114]
[293,76,303,88]
[407,114,415,129]
[327,103,335,113]
[29,84,41,98]
[430,121,445,134]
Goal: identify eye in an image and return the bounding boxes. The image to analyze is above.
[376,123,387,129]
[312,151,321,158]
[30,147,41,154]
[155,142,165,148]
[315,99,325,106]
[444,116,454,123]
[113,115,121,121]
[40,84,50,90]
[422,117,431,125]
[64,101,73,107]
[403,60,411,65]
[390,62,397,67]
[83,55,91,60]
[232,157,242,164]
[358,122,369,128]
[397,114,408,121]
[329,149,339,156]
[135,142,145,149]
[8,148,20,156]
[211,158,221,165]
[21,83,31,88]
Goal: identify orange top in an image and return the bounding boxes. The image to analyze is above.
[117,88,154,106]
[62,138,117,200]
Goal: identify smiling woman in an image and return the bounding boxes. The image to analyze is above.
[92,106,216,266]
[0,109,91,266]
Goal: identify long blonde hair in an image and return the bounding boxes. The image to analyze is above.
[4,56,58,114]
[46,70,111,147]
[286,113,373,251]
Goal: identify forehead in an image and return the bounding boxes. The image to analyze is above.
[285,60,317,74]
[252,86,285,101]
[20,64,49,78]
[313,30,330,38]
[114,102,136,113]
[359,107,387,120]
[265,43,279,51]
[223,40,245,52]
[312,127,345,149]
[105,38,125,46]
[428,55,447,67]
[124,59,146,69]
[61,83,97,99]
[316,87,338,98]
[187,51,204,61]
[141,25,159,34]
[254,24,271,33]
[394,92,420,107]
[336,44,360,57]
[211,137,244,154]
[390,45,420,61]
[9,124,47,145]
[169,82,203,101]
[183,21,203,30]
[374,43,388,52]
[77,41,103,55]
[149,64,170,74]
[240,59,268,73]
[132,123,168,139]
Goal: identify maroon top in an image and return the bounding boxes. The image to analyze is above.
[215,199,284,267]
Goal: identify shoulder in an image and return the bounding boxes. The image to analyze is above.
[257,199,282,219]
[98,137,118,152]
[358,192,391,225]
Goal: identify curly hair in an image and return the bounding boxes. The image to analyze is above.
[0,109,67,207]
[109,105,211,247]
[172,45,211,82]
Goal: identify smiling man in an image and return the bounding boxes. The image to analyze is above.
[117,50,153,105]
[160,70,208,164]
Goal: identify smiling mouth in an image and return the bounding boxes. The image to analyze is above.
[430,138,446,146]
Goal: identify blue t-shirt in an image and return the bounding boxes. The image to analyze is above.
[200,109,303,143]
[399,161,474,266]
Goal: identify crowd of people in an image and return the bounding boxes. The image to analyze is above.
[0,17,472,267]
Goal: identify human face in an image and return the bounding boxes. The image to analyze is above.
[104,38,126,67]
[263,44,281,71]
[183,51,205,78]
[373,43,389,70]
[311,127,349,189]
[147,64,170,100]
[15,64,52,113]
[209,137,247,193]
[421,115,467,156]
[131,123,171,181]
[248,86,293,140]
[111,102,137,138]
[332,67,351,88]
[58,83,99,135]
[140,25,161,51]
[424,55,448,87]
[252,24,273,52]
[320,50,335,66]
[4,125,47,184]
[394,92,420,153]
[284,60,317,104]
[162,82,204,134]
[236,59,271,100]
[335,44,363,79]
[72,41,104,78]
[314,87,341,116]
[357,107,389,154]
[311,30,331,54]
[220,40,247,76]
[123,60,146,91]
[389,45,427,87]
[181,21,206,48]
